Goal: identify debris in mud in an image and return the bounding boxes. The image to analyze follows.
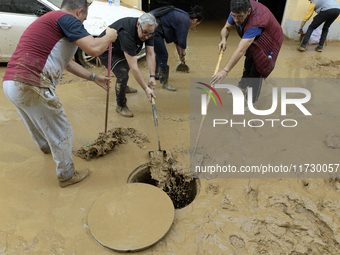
[74,127,149,160]
[130,150,198,209]
[149,150,191,188]
[304,57,340,78]
[324,133,340,149]
[149,151,195,209]
[164,116,190,122]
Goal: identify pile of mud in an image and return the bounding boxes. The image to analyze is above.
[148,151,197,209]
[74,127,149,161]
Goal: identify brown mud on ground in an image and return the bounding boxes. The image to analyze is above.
[74,127,149,160]
[287,56,340,78]
[1,20,340,254]
[132,150,194,209]
[149,150,191,184]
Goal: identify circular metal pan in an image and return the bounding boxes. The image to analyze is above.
[88,183,174,252]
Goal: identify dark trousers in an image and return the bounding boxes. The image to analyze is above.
[241,50,263,104]
[112,60,130,107]
[100,54,130,107]
[301,8,340,48]
[153,32,169,68]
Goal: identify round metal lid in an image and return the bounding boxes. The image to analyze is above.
[88,183,174,252]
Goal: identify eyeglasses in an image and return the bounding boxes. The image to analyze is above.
[139,26,154,37]
[230,13,247,20]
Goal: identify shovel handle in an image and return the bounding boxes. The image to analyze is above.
[192,51,224,158]
[214,50,224,75]
[151,97,158,127]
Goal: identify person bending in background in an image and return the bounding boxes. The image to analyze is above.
[297,0,340,52]
[152,5,204,91]
[2,0,118,187]
[211,0,283,110]
[98,13,157,117]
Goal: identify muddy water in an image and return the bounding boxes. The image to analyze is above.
[1,21,340,254]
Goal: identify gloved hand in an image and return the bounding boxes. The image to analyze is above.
[298,29,304,35]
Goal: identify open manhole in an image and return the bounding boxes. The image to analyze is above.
[127,163,200,209]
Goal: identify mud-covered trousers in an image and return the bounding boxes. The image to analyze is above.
[100,55,130,107]
[3,80,74,180]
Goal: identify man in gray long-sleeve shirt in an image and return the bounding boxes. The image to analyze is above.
[297,0,340,52]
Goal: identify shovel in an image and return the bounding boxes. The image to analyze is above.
[175,63,190,73]
[148,97,166,159]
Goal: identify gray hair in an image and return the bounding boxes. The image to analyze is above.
[138,13,158,28]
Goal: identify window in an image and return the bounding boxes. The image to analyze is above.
[0,0,46,14]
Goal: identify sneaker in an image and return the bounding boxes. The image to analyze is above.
[245,102,256,112]
[125,86,137,93]
[58,169,90,188]
[116,105,134,117]
[228,84,247,94]
[297,46,306,52]
[315,46,323,52]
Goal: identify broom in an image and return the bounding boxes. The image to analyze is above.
[191,50,224,158]
[104,42,112,133]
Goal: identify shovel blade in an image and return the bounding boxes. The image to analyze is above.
[176,63,190,73]
[149,150,166,159]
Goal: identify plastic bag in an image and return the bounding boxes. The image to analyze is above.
[309,28,322,45]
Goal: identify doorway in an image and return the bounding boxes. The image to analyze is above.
[141,0,287,23]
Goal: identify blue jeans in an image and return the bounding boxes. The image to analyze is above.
[153,31,169,68]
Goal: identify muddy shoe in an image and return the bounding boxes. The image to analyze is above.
[245,102,256,112]
[41,147,51,154]
[228,84,247,94]
[297,46,306,52]
[315,46,323,52]
[116,105,134,117]
[58,169,90,188]
[125,86,137,93]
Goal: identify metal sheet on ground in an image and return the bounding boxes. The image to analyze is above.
[88,183,175,252]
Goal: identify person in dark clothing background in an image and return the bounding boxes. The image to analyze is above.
[297,0,340,52]
[152,5,204,91]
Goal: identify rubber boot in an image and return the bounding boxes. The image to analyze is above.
[154,61,160,80]
[159,66,177,91]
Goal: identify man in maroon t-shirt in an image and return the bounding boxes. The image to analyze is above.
[2,0,117,187]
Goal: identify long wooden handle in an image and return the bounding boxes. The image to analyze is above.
[192,51,224,158]
[151,97,158,127]
[104,42,112,133]
[214,51,224,75]
[151,97,161,151]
